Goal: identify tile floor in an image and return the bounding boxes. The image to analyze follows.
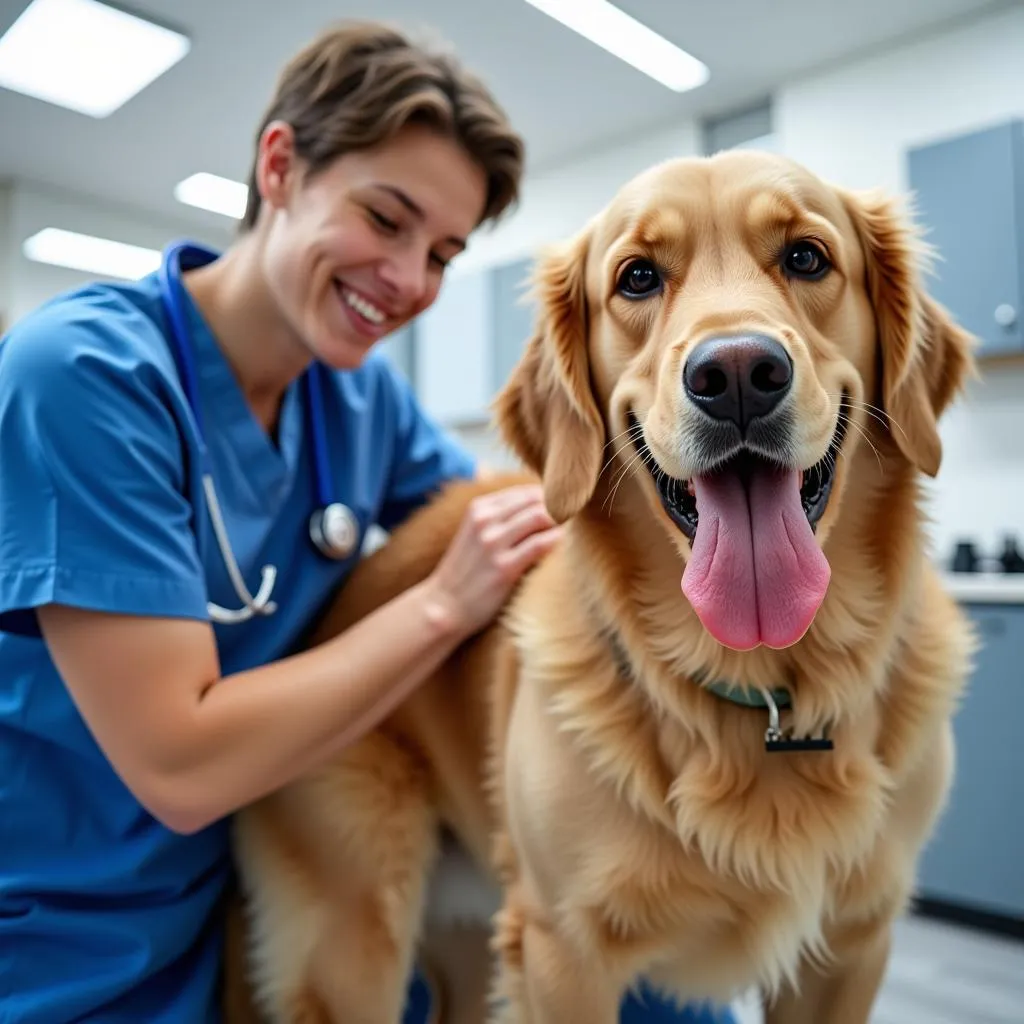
[731,913,1024,1024]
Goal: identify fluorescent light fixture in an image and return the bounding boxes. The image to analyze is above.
[523,0,708,92]
[22,228,161,280]
[0,0,190,117]
[174,172,250,220]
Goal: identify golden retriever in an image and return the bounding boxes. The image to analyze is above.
[225,147,978,1024]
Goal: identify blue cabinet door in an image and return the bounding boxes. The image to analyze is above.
[490,257,536,396]
[907,120,1024,357]
[915,603,1024,919]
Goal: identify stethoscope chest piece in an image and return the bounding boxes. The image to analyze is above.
[310,502,360,560]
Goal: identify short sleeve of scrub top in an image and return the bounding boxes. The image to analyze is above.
[0,294,211,637]
[0,274,476,1024]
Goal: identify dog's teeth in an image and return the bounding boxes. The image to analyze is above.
[686,481,695,497]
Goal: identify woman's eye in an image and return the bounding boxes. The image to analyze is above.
[370,210,399,232]
[617,259,662,299]
[783,241,831,279]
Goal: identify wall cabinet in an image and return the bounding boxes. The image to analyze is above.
[378,323,414,383]
[412,271,492,425]
[915,602,1024,922]
[405,257,538,426]
[489,257,535,396]
[907,119,1024,358]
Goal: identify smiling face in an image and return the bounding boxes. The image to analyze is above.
[256,121,488,368]
[496,149,973,653]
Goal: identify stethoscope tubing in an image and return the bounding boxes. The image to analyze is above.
[156,240,356,624]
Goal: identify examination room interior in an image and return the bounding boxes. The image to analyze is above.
[0,1,1022,1021]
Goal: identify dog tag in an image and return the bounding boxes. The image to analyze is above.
[765,735,835,754]
[764,721,834,754]
[760,690,833,753]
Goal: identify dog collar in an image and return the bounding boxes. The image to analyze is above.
[600,625,833,754]
[699,677,832,752]
[701,678,792,710]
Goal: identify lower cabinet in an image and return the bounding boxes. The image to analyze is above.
[915,603,1024,922]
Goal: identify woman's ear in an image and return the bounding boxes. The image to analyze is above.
[492,227,605,522]
[841,188,977,477]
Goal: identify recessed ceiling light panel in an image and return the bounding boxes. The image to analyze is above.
[523,0,709,92]
[0,0,190,117]
[23,227,162,279]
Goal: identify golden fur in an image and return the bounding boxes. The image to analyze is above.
[225,149,978,1023]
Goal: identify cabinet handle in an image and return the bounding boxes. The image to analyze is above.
[994,304,1017,329]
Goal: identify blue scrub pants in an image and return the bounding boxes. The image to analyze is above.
[401,972,738,1023]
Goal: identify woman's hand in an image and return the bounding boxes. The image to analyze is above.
[426,483,561,638]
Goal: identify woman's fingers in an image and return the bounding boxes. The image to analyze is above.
[480,498,557,553]
[501,524,563,577]
[428,483,562,639]
[469,484,547,525]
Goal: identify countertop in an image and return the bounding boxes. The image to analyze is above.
[939,572,1024,605]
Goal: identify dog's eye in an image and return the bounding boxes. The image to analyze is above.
[617,259,663,299]
[783,241,831,280]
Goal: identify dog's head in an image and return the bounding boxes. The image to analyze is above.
[494,150,975,653]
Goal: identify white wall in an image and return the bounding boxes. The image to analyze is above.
[450,3,1024,564]
[455,119,703,276]
[0,180,231,328]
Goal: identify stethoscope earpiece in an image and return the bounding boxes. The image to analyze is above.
[158,240,360,626]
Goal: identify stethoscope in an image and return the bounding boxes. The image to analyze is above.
[158,240,361,625]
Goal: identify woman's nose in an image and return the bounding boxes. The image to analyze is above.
[379,254,430,308]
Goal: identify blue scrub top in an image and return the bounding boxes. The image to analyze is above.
[0,261,735,1024]
[0,266,478,1023]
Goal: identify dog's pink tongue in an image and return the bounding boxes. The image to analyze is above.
[681,465,830,650]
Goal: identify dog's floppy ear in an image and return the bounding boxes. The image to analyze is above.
[492,227,604,522]
[841,188,976,477]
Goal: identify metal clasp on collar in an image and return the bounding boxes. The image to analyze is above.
[762,689,834,754]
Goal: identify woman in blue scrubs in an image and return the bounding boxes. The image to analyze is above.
[0,19,735,1024]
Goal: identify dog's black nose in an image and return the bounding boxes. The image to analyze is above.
[683,334,793,430]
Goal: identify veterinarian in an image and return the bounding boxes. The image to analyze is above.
[0,20,734,1024]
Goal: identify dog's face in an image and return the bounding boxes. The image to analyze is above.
[495,150,973,652]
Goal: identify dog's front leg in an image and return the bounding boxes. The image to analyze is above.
[763,918,892,1024]
[489,885,623,1024]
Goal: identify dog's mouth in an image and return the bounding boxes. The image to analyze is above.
[627,396,850,652]
[629,401,849,542]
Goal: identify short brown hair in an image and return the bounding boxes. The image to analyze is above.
[240,21,525,231]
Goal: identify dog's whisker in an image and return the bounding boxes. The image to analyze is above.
[824,391,906,442]
[840,414,884,475]
[598,423,645,483]
[602,421,643,457]
[603,444,649,515]
[613,440,660,510]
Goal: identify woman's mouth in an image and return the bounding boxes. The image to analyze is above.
[334,281,388,334]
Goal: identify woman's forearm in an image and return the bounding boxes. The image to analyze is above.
[168,578,466,831]
[40,483,558,835]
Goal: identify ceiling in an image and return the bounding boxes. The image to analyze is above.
[0,0,1012,236]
